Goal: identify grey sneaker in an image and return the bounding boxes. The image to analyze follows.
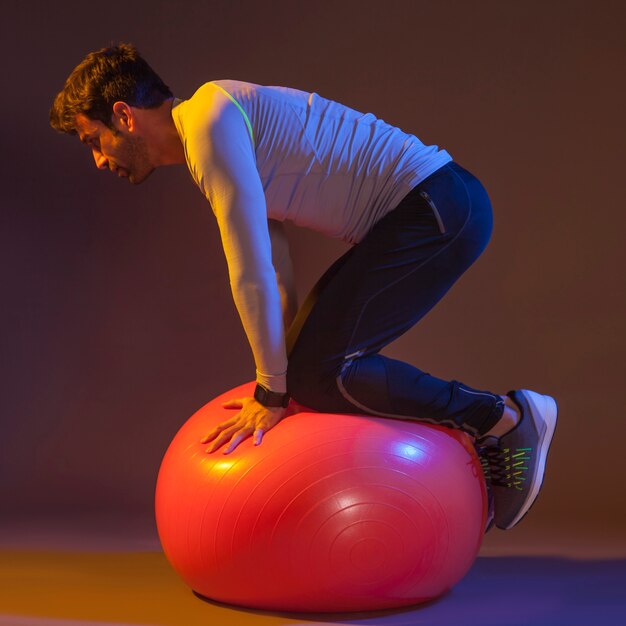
[477,389,558,530]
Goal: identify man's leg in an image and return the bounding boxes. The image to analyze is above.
[489,395,522,437]
[287,162,504,439]
[287,161,558,532]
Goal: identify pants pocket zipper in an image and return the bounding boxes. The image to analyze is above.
[419,190,446,234]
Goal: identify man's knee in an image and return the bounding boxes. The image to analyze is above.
[287,356,339,411]
[287,356,319,406]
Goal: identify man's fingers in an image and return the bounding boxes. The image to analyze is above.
[200,429,223,444]
[201,396,284,453]
[253,429,264,446]
[222,398,244,409]
[201,423,237,446]
[223,429,254,455]
[205,428,238,453]
[199,416,239,443]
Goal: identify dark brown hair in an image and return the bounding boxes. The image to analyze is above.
[50,43,173,134]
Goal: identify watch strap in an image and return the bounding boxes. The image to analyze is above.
[254,383,290,408]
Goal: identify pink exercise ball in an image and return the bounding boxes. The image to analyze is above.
[155,381,487,613]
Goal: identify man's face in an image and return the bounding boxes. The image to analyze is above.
[75,113,154,185]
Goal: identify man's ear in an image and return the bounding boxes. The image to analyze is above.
[111,101,135,132]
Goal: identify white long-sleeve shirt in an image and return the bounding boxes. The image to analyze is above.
[171,80,452,393]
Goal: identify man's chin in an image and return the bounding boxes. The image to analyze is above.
[128,168,155,185]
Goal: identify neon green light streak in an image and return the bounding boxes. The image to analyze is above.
[212,83,255,149]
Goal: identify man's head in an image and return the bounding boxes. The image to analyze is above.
[50,43,174,184]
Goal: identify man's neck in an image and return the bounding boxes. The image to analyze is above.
[140,98,186,167]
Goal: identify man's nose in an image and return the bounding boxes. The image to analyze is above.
[92,149,108,170]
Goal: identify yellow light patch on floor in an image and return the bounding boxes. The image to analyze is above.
[0,550,318,626]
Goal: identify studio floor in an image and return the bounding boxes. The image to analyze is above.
[1,515,624,626]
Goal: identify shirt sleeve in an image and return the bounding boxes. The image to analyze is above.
[183,84,288,393]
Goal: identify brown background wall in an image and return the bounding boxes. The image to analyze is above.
[1,0,624,547]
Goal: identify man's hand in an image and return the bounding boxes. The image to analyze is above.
[200,397,288,454]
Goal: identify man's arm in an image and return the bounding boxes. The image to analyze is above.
[183,84,288,393]
[180,83,292,454]
[268,219,298,332]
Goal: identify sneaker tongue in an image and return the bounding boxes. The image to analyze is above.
[507,389,525,414]
[477,435,500,448]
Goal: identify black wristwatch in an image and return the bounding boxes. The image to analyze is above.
[254,383,290,408]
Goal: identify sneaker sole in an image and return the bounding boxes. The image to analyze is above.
[505,390,558,529]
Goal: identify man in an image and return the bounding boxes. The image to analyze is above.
[50,43,557,532]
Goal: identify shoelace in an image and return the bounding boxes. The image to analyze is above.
[475,449,496,532]
[477,444,532,491]
[479,454,492,485]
